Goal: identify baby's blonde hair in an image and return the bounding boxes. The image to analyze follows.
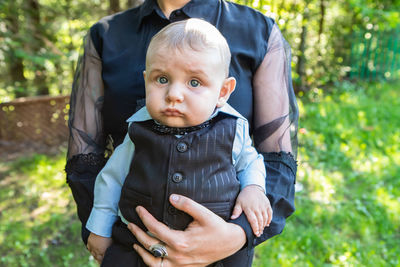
[146,19,231,77]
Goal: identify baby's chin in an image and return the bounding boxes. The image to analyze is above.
[161,121,197,128]
[158,118,205,128]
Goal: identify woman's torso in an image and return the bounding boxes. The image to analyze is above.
[90,0,274,146]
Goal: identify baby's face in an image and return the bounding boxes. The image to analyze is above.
[144,46,234,127]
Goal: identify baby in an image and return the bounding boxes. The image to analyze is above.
[86,18,272,266]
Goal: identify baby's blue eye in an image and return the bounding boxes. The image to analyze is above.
[157,76,168,84]
[190,79,200,87]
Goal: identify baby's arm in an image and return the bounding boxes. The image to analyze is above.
[232,117,271,237]
[86,133,135,262]
[230,185,272,237]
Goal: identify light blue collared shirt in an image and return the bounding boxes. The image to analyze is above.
[86,104,266,237]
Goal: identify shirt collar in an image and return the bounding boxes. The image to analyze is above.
[181,0,219,22]
[137,0,158,23]
[126,103,244,123]
[138,0,219,25]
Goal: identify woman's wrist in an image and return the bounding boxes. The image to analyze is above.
[228,212,256,250]
[226,221,247,251]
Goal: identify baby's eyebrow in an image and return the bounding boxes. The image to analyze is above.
[185,68,207,77]
[148,68,165,74]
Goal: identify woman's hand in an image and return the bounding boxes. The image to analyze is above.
[127,194,246,267]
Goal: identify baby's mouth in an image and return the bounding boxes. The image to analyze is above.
[162,108,183,116]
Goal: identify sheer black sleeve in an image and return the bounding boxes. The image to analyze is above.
[67,33,105,159]
[230,23,299,248]
[253,23,298,244]
[65,33,107,244]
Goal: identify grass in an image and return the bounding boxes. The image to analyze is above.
[0,80,399,266]
[254,80,400,266]
[0,152,97,267]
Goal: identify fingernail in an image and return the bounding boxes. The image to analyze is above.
[171,194,179,203]
[133,244,137,251]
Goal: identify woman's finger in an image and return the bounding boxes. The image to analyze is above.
[168,194,218,225]
[127,222,161,250]
[133,244,165,267]
[134,205,182,246]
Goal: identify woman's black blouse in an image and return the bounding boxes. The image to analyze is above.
[66,0,299,249]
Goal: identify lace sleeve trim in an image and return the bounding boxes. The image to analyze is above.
[65,153,107,175]
[261,151,297,177]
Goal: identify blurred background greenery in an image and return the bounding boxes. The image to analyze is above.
[0,0,399,266]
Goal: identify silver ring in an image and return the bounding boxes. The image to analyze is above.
[149,243,168,258]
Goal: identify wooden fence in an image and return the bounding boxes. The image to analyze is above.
[0,95,70,146]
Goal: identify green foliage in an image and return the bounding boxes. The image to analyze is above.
[254,80,400,266]
[233,0,400,91]
[0,0,108,101]
[1,0,399,100]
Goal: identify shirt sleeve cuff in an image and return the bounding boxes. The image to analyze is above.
[86,209,118,238]
[239,171,266,192]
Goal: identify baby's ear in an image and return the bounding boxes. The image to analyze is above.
[216,77,236,108]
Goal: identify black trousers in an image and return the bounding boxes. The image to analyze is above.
[101,219,254,267]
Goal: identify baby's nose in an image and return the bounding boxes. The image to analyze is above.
[166,84,184,103]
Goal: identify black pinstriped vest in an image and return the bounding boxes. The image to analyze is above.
[118,113,240,231]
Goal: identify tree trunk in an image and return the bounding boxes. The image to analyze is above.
[9,59,28,98]
[296,5,310,92]
[64,0,76,76]
[318,0,326,44]
[109,0,120,14]
[28,0,49,95]
[5,5,28,98]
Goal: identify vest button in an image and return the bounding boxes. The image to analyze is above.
[172,172,184,183]
[168,205,177,215]
[176,142,188,152]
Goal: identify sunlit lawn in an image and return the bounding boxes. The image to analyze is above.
[0,81,399,266]
[255,80,400,266]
